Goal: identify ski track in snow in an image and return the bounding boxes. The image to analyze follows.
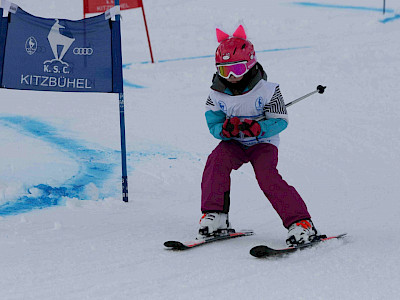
[0,116,118,215]
[0,116,194,216]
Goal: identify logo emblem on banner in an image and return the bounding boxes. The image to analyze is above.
[25,37,37,55]
[43,19,74,74]
[48,19,75,61]
[73,48,93,55]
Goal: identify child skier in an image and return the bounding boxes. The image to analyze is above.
[198,25,321,246]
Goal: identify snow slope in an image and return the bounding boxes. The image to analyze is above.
[1,0,399,299]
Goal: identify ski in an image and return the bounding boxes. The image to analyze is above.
[164,229,254,250]
[249,233,347,258]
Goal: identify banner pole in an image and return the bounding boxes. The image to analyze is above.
[83,0,87,19]
[140,0,154,63]
[115,0,128,202]
[119,92,129,202]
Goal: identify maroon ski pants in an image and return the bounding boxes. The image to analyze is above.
[201,141,311,228]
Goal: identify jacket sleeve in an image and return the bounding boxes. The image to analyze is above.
[259,118,288,138]
[259,85,289,137]
[205,95,230,140]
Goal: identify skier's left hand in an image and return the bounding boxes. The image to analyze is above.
[239,119,261,137]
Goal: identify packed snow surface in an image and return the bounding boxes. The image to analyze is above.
[1,0,399,299]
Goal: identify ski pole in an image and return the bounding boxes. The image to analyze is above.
[285,85,326,108]
[255,85,326,122]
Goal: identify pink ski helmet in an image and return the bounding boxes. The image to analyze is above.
[215,25,257,71]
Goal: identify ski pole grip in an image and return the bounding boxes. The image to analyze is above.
[317,85,326,94]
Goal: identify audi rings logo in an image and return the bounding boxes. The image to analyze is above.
[73,47,93,55]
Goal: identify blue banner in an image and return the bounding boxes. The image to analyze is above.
[0,6,122,93]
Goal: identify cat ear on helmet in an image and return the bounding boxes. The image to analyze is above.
[232,25,246,39]
[216,28,229,42]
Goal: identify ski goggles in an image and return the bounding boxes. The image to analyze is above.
[216,61,250,79]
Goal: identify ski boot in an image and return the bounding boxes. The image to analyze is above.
[286,219,320,247]
[197,212,233,239]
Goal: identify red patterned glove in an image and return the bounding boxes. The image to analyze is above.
[222,117,241,138]
[239,119,261,137]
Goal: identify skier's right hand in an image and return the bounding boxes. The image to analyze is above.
[222,117,241,138]
[239,119,261,137]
